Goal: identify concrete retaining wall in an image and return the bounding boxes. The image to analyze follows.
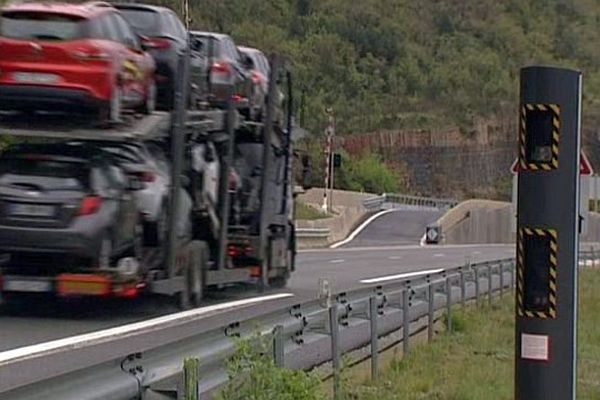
[440,199,600,244]
[296,188,376,249]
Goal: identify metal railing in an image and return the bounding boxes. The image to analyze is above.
[0,257,515,399]
[363,193,459,211]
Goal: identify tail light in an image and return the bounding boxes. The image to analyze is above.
[210,61,232,83]
[142,38,172,50]
[78,196,102,216]
[251,71,262,84]
[232,94,243,104]
[228,244,242,258]
[132,171,156,183]
[72,47,110,62]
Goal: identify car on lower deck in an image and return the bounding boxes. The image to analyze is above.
[0,142,142,281]
[0,2,156,123]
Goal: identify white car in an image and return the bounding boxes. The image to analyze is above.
[100,141,171,246]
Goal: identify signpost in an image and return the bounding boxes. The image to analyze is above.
[515,66,582,400]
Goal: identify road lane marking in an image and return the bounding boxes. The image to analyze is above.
[330,259,345,264]
[472,251,482,255]
[300,243,512,254]
[360,268,444,284]
[0,293,294,364]
[388,256,402,260]
[434,253,445,257]
[330,209,399,248]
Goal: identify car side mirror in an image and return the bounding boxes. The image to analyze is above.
[128,177,144,191]
[243,54,254,70]
[190,37,203,52]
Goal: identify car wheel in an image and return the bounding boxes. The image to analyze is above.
[141,81,157,115]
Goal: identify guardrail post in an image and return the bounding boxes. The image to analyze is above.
[329,304,341,400]
[475,267,480,306]
[460,268,466,307]
[428,283,435,342]
[273,325,284,368]
[510,260,516,292]
[488,264,493,306]
[499,262,505,298]
[446,276,452,333]
[179,358,200,400]
[369,296,379,380]
[403,289,410,356]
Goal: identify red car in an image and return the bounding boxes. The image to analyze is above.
[0,1,156,123]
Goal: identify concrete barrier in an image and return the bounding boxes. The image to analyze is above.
[296,189,377,249]
[438,199,600,244]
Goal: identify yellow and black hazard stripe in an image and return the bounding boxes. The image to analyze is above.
[517,228,558,319]
[519,103,560,171]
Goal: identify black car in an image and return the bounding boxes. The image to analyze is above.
[113,3,188,110]
[0,143,142,276]
[189,31,257,119]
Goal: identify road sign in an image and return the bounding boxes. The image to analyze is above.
[510,151,593,175]
[425,224,440,244]
[515,66,581,400]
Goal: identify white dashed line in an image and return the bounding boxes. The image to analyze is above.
[433,253,445,257]
[388,255,403,260]
[330,259,345,264]
[360,268,445,284]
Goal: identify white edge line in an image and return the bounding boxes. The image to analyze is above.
[299,243,512,254]
[330,209,398,249]
[0,293,294,364]
[360,268,445,284]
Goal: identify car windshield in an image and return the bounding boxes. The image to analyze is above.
[0,158,88,190]
[118,9,160,36]
[0,12,85,41]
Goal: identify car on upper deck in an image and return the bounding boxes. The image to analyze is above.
[0,1,156,123]
[112,3,188,110]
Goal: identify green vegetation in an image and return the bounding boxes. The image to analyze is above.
[146,0,600,136]
[221,269,600,399]
[218,335,326,400]
[336,152,404,194]
[348,268,600,399]
[295,200,330,220]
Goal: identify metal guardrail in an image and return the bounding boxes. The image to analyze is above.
[295,227,331,238]
[363,193,459,211]
[0,257,516,399]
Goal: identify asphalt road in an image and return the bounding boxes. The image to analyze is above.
[343,209,444,247]
[0,210,513,352]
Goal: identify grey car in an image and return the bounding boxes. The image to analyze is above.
[0,143,142,276]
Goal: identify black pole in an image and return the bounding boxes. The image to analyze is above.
[166,49,190,280]
[515,66,582,400]
[258,54,280,289]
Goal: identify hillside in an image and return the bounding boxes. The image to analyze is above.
[173,0,600,136]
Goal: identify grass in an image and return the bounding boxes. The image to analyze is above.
[347,269,600,400]
[295,201,331,220]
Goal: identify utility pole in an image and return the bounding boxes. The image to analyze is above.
[515,66,582,400]
[322,108,335,212]
[182,0,191,29]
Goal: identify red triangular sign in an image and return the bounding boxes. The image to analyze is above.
[510,152,594,175]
